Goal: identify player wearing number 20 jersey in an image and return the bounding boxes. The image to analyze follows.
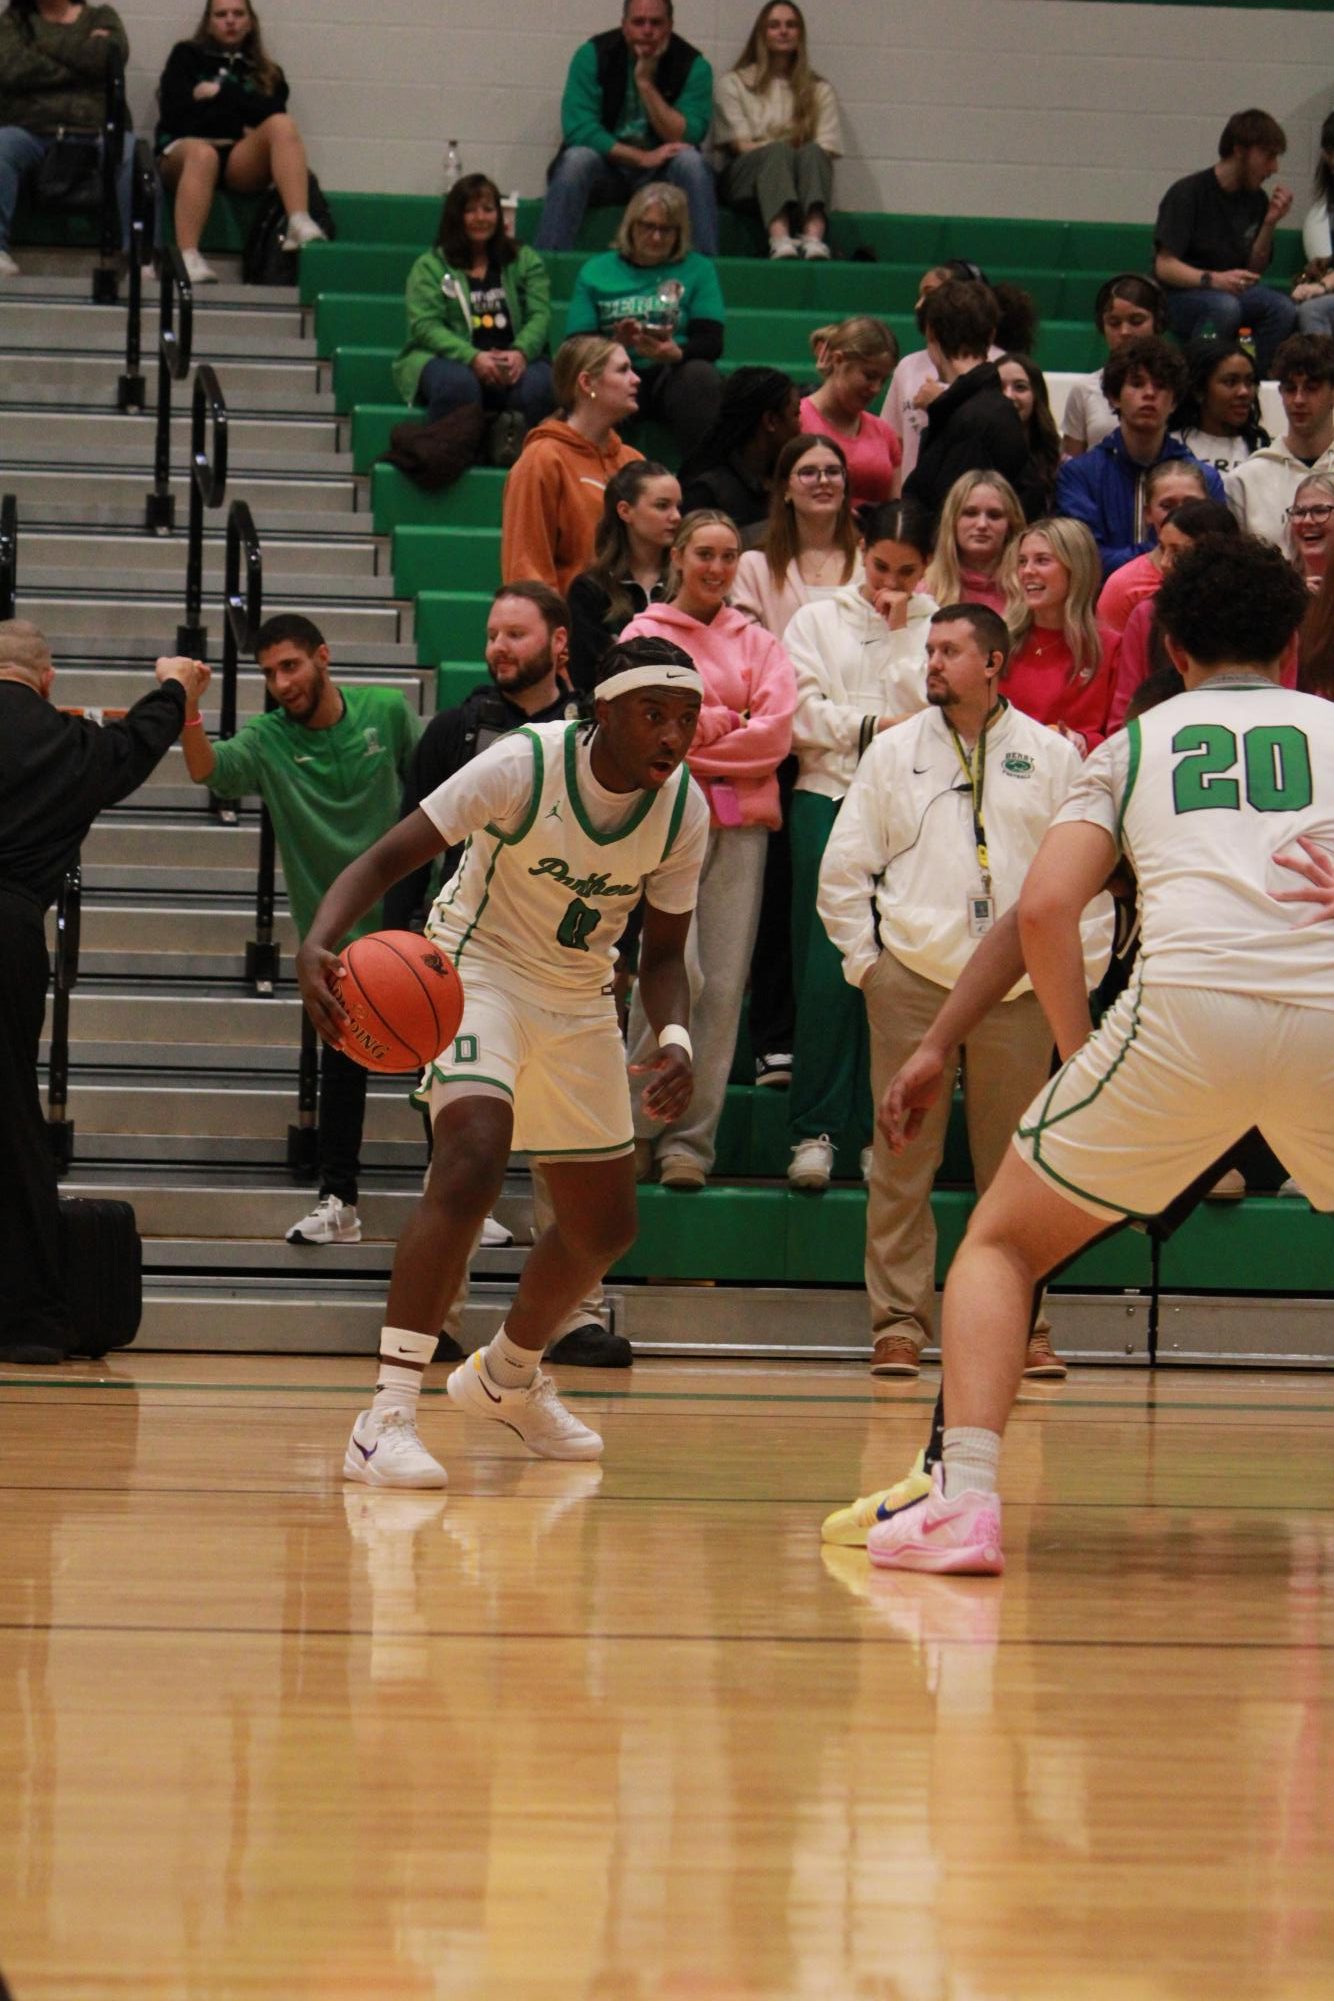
[1014,677,1334,1219]
[415,718,709,1157]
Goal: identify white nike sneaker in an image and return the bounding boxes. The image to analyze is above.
[287,1194,361,1244]
[446,1351,604,1460]
[343,1406,448,1487]
[480,1213,514,1246]
[0,250,20,280]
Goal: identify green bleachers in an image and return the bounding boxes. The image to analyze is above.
[613,1184,1332,1289]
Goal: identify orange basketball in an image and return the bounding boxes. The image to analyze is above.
[332,930,465,1073]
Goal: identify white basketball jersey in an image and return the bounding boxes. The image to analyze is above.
[1060,681,1334,1007]
[425,721,696,1016]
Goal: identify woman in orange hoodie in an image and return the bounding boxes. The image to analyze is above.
[500,335,645,594]
[622,508,797,1187]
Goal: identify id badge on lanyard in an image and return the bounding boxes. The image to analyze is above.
[949,719,995,939]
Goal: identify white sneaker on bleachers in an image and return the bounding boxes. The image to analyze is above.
[181,249,218,285]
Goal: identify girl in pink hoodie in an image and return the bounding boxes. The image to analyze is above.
[622,510,797,1186]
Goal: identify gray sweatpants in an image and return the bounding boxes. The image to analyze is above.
[628,824,768,1175]
[720,141,835,229]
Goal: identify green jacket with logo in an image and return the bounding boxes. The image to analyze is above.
[392,243,552,405]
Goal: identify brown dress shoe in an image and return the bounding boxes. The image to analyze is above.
[1023,1330,1068,1379]
[870,1333,921,1378]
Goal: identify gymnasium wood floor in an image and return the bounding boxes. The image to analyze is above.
[2,1353,1332,2001]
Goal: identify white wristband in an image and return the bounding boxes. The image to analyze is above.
[658,1023,693,1061]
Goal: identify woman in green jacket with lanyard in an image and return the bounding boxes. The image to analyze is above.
[393,173,555,467]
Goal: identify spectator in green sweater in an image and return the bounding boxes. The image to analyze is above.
[535,0,717,256]
[392,173,555,468]
[0,0,132,278]
[565,179,724,459]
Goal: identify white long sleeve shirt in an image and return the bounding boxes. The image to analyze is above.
[817,700,1113,995]
[786,583,935,799]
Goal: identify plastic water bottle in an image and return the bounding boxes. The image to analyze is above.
[443,140,462,193]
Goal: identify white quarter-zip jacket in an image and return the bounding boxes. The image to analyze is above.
[786,583,937,800]
[817,700,1114,995]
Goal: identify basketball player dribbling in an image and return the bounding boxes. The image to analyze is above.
[846,534,1334,1574]
[296,637,709,1487]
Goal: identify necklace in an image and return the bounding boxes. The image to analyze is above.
[798,546,842,582]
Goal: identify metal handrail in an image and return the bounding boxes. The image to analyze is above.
[92,43,127,304]
[46,862,82,1175]
[145,249,193,532]
[117,140,157,411]
[178,365,228,653]
[0,493,16,620]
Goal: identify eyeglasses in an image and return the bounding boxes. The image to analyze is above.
[792,465,847,486]
[1286,503,1334,524]
[635,221,676,238]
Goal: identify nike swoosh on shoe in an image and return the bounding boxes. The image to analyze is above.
[355,1440,378,1461]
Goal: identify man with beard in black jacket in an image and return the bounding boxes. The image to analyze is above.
[0,623,209,1362]
[904,280,1048,522]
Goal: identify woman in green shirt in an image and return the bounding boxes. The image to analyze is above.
[393,173,555,468]
[564,179,724,460]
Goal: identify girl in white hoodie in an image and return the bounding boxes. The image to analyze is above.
[783,498,937,1189]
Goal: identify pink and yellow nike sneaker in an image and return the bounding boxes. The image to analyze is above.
[866,1464,1004,1575]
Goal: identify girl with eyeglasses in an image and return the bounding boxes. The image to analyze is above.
[563,180,724,459]
[733,433,861,638]
[1287,472,1334,589]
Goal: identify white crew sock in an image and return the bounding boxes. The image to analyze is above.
[485,1323,540,1389]
[371,1325,436,1418]
[942,1426,1001,1499]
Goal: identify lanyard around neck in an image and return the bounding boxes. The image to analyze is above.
[946,704,1000,884]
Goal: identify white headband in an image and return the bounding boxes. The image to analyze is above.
[596,662,704,704]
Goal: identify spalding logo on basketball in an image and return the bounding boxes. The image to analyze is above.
[332,930,465,1074]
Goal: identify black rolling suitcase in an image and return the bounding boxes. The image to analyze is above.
[58,1198,143,1358]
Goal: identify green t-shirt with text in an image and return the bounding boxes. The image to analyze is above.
[208,684,419,941]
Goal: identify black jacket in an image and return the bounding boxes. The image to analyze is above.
[590,26,700,134]
[0,680,184,912]
[383,681,577,930]
[155,41,289,150]
[566,572,668,696]
[903,363,1048,523]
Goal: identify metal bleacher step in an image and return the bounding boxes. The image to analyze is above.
[57,1071,421,1157]
[61,1162,533,1242]
[27,563,397,602]
[23,586,405,644]
[56,660,431,717]
[52,899,299,977]
[0,296,307,348]
[3,465,362,516]
[24,525,385,580]
[0,408,343,461]
[7,355,326,413]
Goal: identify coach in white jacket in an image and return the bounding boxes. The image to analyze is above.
[817,601,1111,1378]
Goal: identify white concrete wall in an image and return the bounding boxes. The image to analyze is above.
[114,0,1333,223]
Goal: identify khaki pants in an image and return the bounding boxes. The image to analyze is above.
[863,951,1054,1346]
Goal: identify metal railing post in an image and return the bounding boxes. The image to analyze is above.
[145,249,193,532]
[117,140,156,411]
[92,44,126,305]
[287,1009,320,1180]
[0,493,16,620]
[178,364,228,654]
